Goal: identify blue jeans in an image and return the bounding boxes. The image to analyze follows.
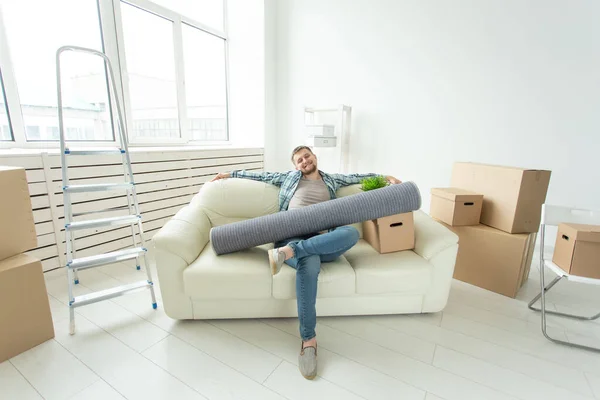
[275,226,360,341]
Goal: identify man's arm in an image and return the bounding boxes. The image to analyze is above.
[210,170,289,187]
[329,173,402,187]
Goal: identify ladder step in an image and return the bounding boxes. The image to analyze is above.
[63,182,134,193]
[68,247,146,270]
[70,280,152,308]
[66,215,141,231]
[65,148,125,156]
[73,206,130,217]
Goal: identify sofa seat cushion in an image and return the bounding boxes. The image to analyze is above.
[184,243,272,300]
[344,240,432,295]
[272,256,356,299]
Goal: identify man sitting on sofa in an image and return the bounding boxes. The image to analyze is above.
[211,145,401,380]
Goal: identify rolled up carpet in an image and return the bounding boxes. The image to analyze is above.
[210,181,422,255]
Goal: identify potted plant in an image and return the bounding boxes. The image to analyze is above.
[360,175,388,191]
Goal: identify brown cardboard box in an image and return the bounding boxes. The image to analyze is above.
[0,166,37,261]
[450,162,551,234]
[442,222,536,298]
[363,212,415,253]
[430,188,483,226]
[0,254,55,362]
[553,223,600,279]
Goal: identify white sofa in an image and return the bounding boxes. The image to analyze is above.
[153,178,459,320]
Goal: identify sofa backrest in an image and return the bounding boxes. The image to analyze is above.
[191,178,365,236]
[191,179,279,227]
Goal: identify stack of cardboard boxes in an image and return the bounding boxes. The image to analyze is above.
[0,166,55,362]
[430,162,551,298]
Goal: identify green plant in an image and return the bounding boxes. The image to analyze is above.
[360,175,388,191]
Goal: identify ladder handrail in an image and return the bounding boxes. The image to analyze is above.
[55,45,157,335]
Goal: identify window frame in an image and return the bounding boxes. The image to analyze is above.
[0,69,14,142]
[0,1,119,148]
[0,4,27,147]
[0,0,230,149]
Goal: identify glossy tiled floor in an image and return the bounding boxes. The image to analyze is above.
[2,253,600,400]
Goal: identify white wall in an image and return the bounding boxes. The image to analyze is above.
[265,0,600,213]
[264,0,278,166]
[227,0,264,147]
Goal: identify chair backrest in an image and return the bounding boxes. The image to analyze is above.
[542,204,600,227]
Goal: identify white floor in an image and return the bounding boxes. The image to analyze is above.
[2,255,600,400]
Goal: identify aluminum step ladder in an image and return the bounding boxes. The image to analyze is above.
[56,45,157,335]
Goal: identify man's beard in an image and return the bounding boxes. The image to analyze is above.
[303,164,317,174]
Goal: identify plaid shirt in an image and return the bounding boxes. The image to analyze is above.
[231,169,377,211]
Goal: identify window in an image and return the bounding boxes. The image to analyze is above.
[182,24,228,141]
[46,126,60,140]
[120,2,180,140]
[2,0,114,142]
[25,126,41,140]
[151,0,224,31]
[0,72,11,141]
[0,0,229,147]
[119,0,228,143]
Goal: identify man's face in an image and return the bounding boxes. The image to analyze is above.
[293,149,318,174]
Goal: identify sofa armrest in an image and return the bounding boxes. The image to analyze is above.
[413,211,459,312]
[413,211,458,261]
[152,204,211,319]
[153,204,211,265]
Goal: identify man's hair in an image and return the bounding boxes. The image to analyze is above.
[290,145,313,163]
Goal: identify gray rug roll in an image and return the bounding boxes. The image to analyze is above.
[210,181,421,255]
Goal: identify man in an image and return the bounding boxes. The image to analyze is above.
[211,145,401,380]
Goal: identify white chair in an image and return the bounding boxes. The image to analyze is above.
[528,204,600,352]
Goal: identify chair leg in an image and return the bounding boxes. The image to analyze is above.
[529,276,600,321]
[528,275,562,312]
[530,259,600,352]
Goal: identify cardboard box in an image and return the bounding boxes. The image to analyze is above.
[430,188,483,226]
[450,162,551,234]
[0,254,55,362]
[363,212,415,253]
[441,222,536,298]
[553,223,600,279]
[0,166,37,261]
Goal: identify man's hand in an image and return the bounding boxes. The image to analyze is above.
[385,175,402,185]
[210,172,231,182]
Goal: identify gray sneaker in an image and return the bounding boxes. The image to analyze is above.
[268,248,285,275]
[299,343,317,380]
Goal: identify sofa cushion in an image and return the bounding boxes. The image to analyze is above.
[272,256,356,299]
[183,243,272,300]
[344,240,432,295]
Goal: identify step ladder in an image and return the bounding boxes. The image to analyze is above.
[56,45,157,335]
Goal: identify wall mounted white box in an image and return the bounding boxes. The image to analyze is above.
[307,136,337,147]
[305,125,335,136]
